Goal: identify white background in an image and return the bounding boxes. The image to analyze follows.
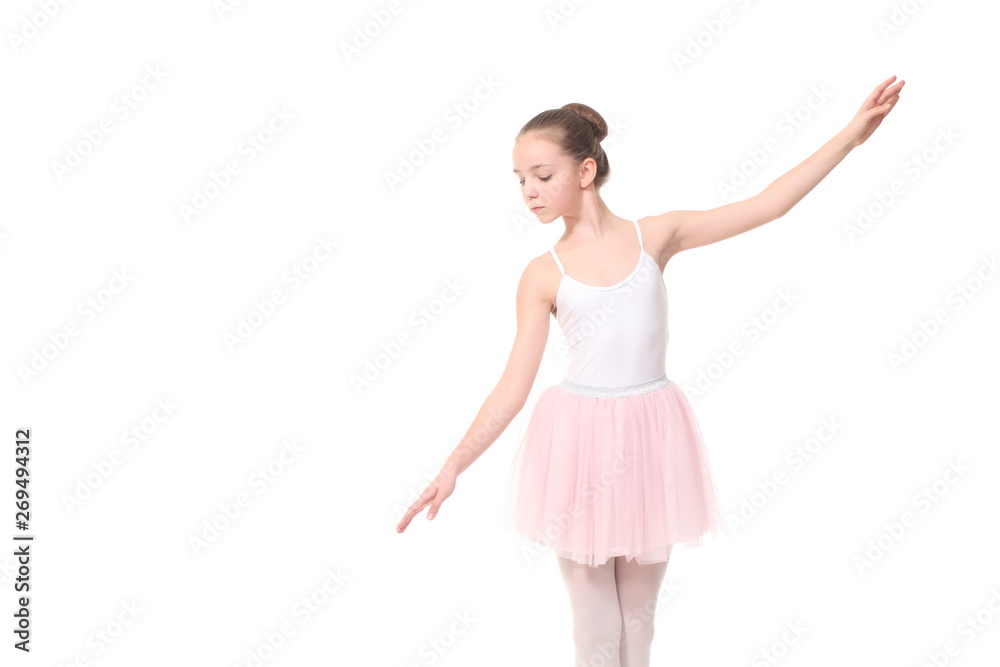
[2,0,998,665]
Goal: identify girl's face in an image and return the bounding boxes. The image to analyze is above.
[512,132,592,223]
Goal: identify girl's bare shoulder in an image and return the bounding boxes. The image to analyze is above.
[517,251,561,314]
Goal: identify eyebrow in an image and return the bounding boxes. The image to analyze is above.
[512,163,554,174]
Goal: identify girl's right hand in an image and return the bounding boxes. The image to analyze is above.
[395,468,457,534]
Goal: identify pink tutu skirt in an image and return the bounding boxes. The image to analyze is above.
[503,374,728,567]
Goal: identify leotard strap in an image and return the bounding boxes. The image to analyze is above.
[549,247,566,275]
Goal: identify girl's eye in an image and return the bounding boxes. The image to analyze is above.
[518,175,552,185]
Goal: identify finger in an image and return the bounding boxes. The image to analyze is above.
[877,83,904,106]
[872,75,896,97]
[396,509,415,532]
[396,495,429,532]
[866,75,897,107]
[874,97,896,115]
[425,491,443,519]
[861,105,886,123]
[398,505,425,532]
[399,504,420,523]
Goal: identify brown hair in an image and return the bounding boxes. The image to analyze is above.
[517,103,611,190]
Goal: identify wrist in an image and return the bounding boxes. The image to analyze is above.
[836,128,858,151]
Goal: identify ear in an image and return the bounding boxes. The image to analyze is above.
[578,157,597,189]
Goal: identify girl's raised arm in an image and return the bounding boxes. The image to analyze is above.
[650,75,904,260]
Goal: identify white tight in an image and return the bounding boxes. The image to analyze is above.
[555,548,671,667]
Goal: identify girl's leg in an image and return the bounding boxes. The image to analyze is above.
[613,548,671,667]
[555,555,623,667]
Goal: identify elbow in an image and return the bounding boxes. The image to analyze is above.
[756,190,788,223]
[762,199,789,223]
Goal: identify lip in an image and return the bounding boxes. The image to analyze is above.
[531,206,544,212]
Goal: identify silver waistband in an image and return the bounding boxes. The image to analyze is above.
[559,374,670,397]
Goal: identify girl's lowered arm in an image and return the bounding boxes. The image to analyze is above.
[437,259,552,479]
[396,257,552,531]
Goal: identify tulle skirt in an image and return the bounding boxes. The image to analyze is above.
[502,374,729,567]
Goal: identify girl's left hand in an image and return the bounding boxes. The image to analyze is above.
[843,75,905,148]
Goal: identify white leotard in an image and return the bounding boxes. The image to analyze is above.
[549,218,668,388]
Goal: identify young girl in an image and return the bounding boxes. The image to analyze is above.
[396,75,903,667]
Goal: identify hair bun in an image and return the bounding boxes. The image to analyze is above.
[561,103,608,142]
